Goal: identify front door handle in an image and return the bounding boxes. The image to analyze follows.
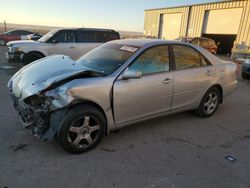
[70,46,75,49]
[162,78,173,84]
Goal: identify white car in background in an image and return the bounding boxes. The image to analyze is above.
[6,28,120,64]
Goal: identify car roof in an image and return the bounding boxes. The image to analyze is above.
[3,29,32,34]
[110,39,183,47]
[54,28,118,33]
[193,37,214,41]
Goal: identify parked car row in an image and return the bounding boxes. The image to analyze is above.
[6,28,120,64]
[0,29,42,45]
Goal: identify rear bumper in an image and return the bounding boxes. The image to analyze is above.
[223,80,237,98]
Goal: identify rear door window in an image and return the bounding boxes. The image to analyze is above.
[173,45,203,70]
[96,31,120,42]
[76,31,120,43]
[53,30,76,43]
[76,31,96,43]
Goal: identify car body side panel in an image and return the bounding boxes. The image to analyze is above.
[172,66,215,112]
[7,41,49,56]
[7,39,238,138]
[216,61,237,97]
[74,43,102,59]
[47,43,79,59]
[57,77,117,130]
[113,71,174,126]
[2,35,21,43]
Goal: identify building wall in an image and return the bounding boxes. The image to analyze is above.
[144,7,189,38]
[144,0,250,57]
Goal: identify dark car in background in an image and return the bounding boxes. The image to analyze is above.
[242,59,250,79]
[0,29,35,45]
[191,37,218,55]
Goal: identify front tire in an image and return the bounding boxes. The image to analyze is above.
[195,87,220,118]
[57,105,106,154]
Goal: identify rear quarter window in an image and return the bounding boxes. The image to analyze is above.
[96,31,120,43]
[76,31,119,43]
[76,31,96,43]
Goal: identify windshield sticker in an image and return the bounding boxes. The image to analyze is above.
[120,46,138,53]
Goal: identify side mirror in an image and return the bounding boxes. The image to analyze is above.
[122,68,142,79]
[51,39,58,44]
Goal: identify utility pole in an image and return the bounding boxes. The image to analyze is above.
[4,20,7,32]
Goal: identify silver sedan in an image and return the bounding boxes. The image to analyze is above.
[8,39,237,153]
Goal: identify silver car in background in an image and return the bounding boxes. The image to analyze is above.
[7,39,237,153]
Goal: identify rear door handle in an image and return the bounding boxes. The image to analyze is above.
[205,70,212,76]
[162,78,173,84]
[70,46,75,49]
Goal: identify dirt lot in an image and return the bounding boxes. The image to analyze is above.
[0,46,250,188]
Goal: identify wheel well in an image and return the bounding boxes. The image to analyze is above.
[211,84,223,103]
[22,51,45,64]
[23,51,45,59]
[69,100,108,132]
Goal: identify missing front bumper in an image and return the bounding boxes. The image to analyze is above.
[6,52,24,63]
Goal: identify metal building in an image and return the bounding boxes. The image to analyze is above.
[144,0,250,59]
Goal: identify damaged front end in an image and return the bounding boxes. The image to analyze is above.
[11,93,53,139]
[8,55,105,140]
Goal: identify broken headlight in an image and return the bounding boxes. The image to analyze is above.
[23,95,47,108]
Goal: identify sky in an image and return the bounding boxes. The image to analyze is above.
[0,0,225,32]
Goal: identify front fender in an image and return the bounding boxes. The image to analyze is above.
[45,77,117,133]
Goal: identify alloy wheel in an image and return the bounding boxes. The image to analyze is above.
[203,92,218,115]
[67,115,101,148]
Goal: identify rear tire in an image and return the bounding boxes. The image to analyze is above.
[242,72,249,80]
[22,52,44,65]
[195,87,220,118]
[57,105,106,154]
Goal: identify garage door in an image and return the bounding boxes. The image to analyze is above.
[159,13,182,40]
[203,8,243,34]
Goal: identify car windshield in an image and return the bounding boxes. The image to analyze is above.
[3,31,11,35]
[77,43,139,76]
[38,29,58,43]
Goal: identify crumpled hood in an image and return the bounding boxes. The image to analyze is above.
[8,55,88,100]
